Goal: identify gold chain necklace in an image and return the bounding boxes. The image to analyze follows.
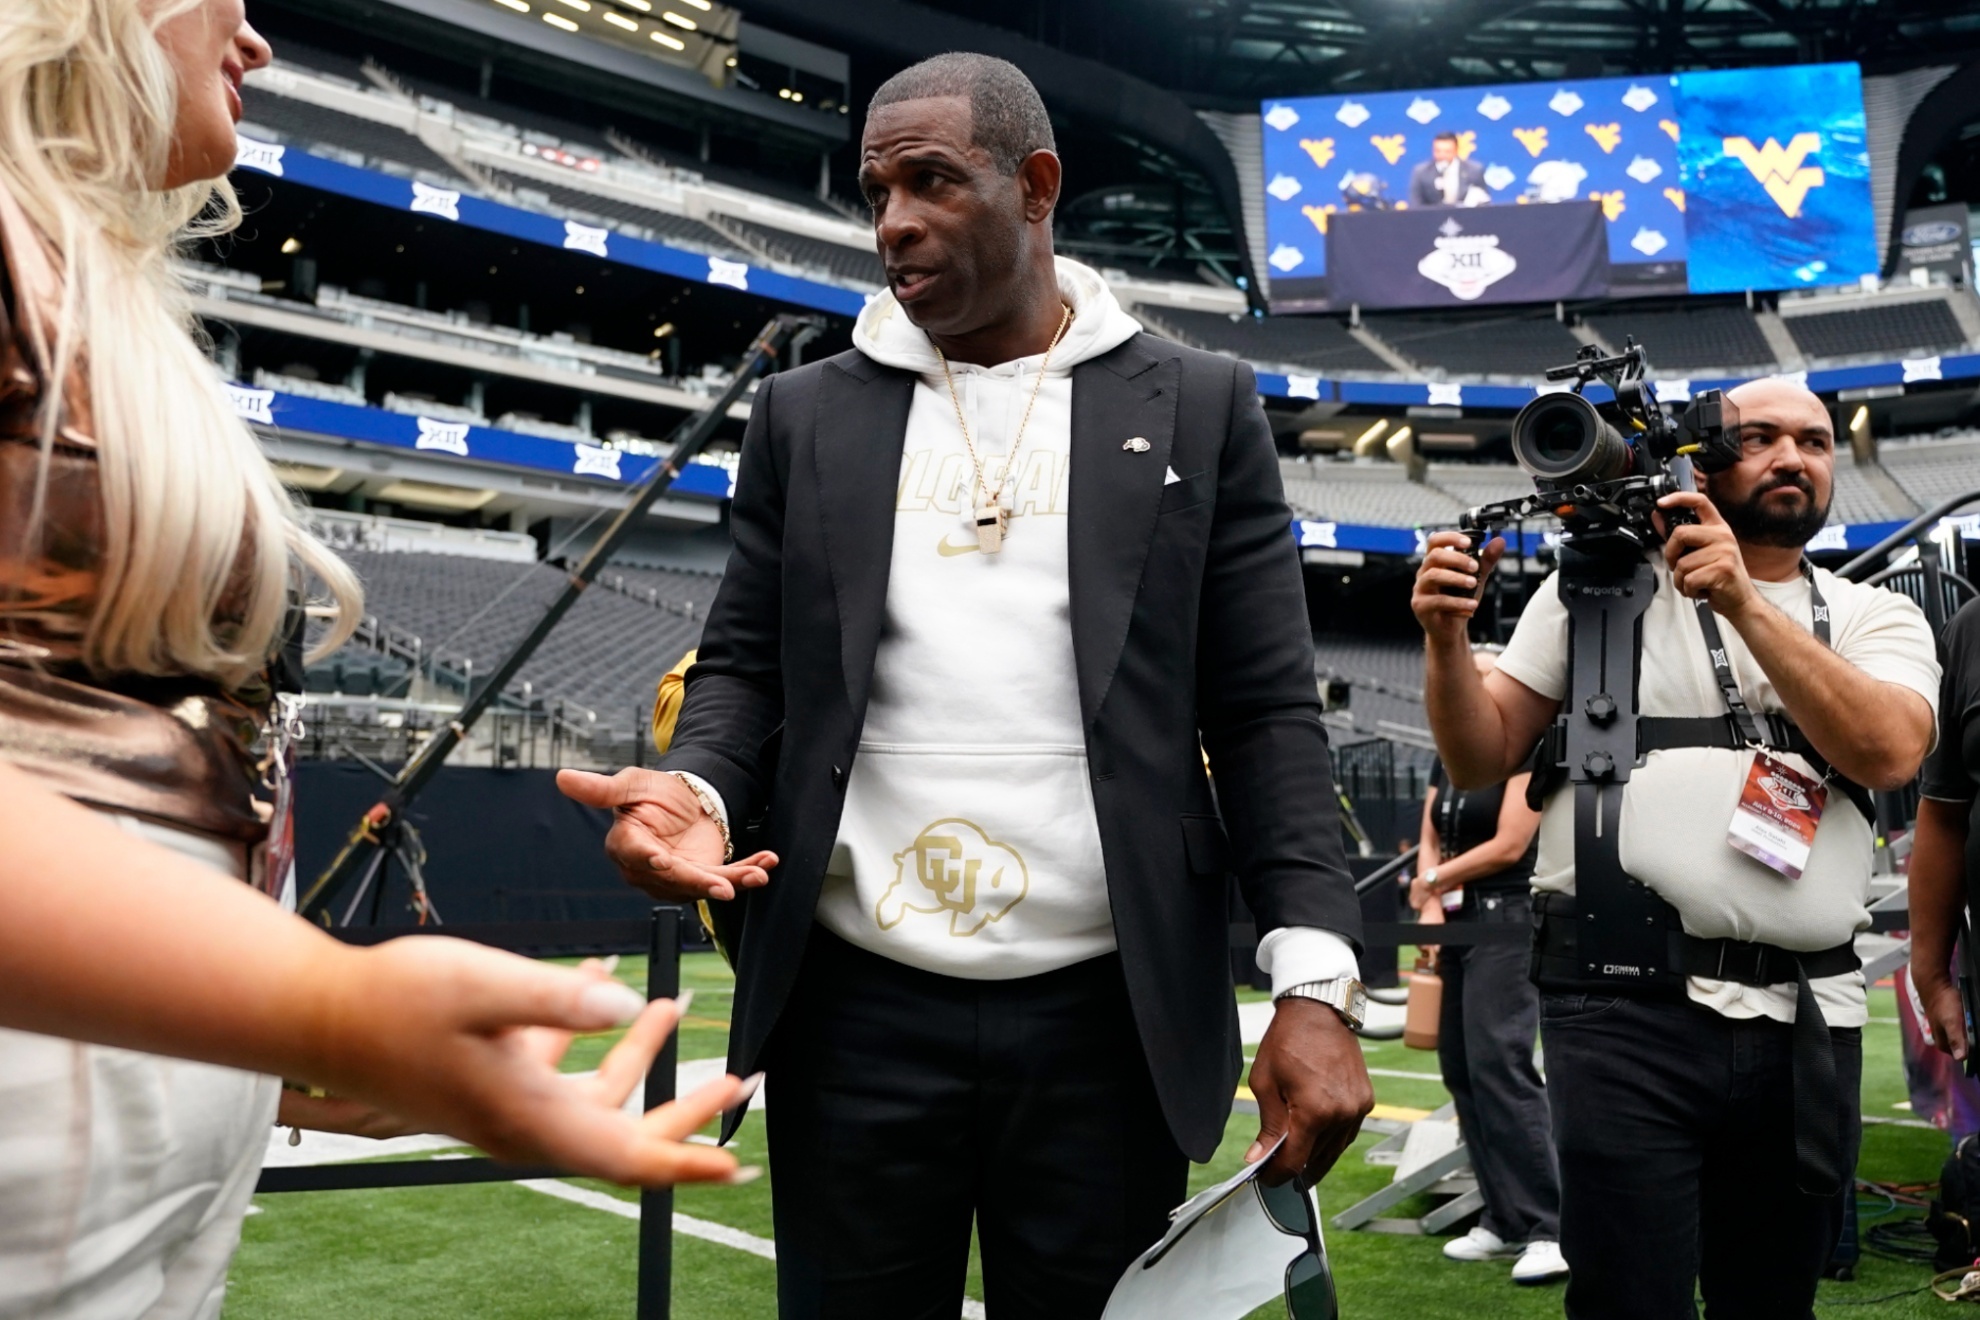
[934,301,1073,554]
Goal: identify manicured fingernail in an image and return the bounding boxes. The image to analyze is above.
[674,990,695,1016]
[600,955,621,976]
[734,1072,765,1105]
[577,982,647,1028]
[724,1165,763,1186]
[1243,1141,1265,1163]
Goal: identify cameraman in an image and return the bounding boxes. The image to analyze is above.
[1412,378,1939,1319]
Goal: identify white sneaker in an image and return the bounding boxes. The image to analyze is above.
[1443,1227,1520,1261]
[1511,1239,1570,1285]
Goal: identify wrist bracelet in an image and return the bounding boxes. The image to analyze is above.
[665,772,732,862]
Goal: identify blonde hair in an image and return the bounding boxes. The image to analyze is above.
[1,0,359,687]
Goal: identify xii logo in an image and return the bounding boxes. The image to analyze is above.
[1722,133,1825,218]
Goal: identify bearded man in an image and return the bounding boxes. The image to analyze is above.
[561,52,1371,1319]
[1412,376,1939,1319]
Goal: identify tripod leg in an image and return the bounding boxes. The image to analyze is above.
[338,846,388,928]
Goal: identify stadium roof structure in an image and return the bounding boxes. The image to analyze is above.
[897,0,1980,103]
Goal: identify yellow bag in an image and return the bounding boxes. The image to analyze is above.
[647,649,728,964]
[650,648,697,754]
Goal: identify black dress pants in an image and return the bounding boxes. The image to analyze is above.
[1436,889,1560,1243]
[764,929,1190,1320]
[1541,991,1862,1320]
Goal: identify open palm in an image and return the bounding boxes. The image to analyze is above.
[557,767,776,903]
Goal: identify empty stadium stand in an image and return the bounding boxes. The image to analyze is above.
[1579,305,1778,373]
[1364,314,1584,378]
[238,85,462,182]
[1424,462,1536,512]
[1784,297,1972,361]
[1139,306,1391,373]
[1827,451,1915,525]
[716,218,885,288]
[1880,434,1980,511]
[1280,458,1466,526]
[474,165,741,256]
[329,549,710,730]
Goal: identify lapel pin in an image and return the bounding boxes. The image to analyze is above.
[1122,437,1151,453]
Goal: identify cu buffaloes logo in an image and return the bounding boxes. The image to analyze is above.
[878,819,1030,937]
[1723,133,1825,218]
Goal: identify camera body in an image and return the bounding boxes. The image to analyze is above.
[1459,340,1742,556]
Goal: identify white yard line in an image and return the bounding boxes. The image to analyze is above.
[1365,1067,1448,1082]
[512,1180,987,1319]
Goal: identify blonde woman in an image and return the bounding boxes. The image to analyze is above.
[0,2,750,1315]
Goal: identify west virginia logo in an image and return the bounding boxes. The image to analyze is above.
[1370,134,1408,165]
[1724,133,1825,218]
[1584,122,1623,154]
[1663,186,1686,212]
[1588,190,1626,221]
[878,819,1029,937]
[1454,130,1477,158]
[1658,119,1680,142]
[1298,137,1336,170]
[1301,203,1335,234]
[1511,126,1548,157]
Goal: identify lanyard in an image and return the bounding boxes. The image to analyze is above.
[1692,558,1828,749]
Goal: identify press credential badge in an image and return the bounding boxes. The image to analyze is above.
[1726,752,1826,880]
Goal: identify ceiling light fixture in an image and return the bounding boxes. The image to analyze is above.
[543,11,579,28]
[1849,404,1869,431]
[662,10,697,28]
[556,0,592,9]
[280,236,302,254]
[603,11,637,29]
[650,29,684,48]
[679,0,712,9]
[492,0,528,10]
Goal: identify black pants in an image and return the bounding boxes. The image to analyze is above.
[1437,889,1559,1243]
[764,929,1189,1320]
[1541,991,1862,1319]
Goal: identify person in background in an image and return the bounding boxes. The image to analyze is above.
[1414,649,1563,1284]
[0,4,745,1317]
[1907,596,1980,1063]
[1413,377,1938,1319]
[1409,131,1488,208]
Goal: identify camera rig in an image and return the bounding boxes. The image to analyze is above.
[1457,340,1740,557]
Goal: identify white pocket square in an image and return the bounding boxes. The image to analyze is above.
[1164,466,1181,486]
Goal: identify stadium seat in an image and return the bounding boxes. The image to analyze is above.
[1579,305,1778,373]
[1362,314,1584,378]
[1139,306,1392,374]
[717,219,886,288]
[238,86,463,183]
[1784,298,1971,361]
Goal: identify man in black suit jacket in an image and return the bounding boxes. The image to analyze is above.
[1409,131,1488,207]
[561,52,1371,1319]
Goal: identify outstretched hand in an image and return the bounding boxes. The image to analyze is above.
[557,767,776,903]
[300,938,758,1187]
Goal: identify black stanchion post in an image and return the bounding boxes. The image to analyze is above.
[637,907,682,1320]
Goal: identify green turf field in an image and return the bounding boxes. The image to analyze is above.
[222,955,1957,1318]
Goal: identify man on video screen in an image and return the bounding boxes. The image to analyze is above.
[1410,131,1489,207]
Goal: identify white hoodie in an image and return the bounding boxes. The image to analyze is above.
[810,258,1142,979]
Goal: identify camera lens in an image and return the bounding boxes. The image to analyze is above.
[1510,393,1633,485]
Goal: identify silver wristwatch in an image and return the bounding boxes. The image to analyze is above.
[1275,977,1368,1031]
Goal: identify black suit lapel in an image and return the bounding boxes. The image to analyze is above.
[811,353,914,717]
[1068,335,1182,732]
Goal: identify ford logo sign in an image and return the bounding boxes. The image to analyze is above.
[1904,220,1964,246]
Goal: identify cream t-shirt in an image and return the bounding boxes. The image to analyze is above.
[1495,557,1939,1026]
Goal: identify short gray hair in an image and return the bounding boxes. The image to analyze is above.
[867,53,1056,175]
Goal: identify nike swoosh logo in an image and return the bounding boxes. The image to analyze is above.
[936,536,980,557]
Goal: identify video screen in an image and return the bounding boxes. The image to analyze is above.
[1259,62,1878,314]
